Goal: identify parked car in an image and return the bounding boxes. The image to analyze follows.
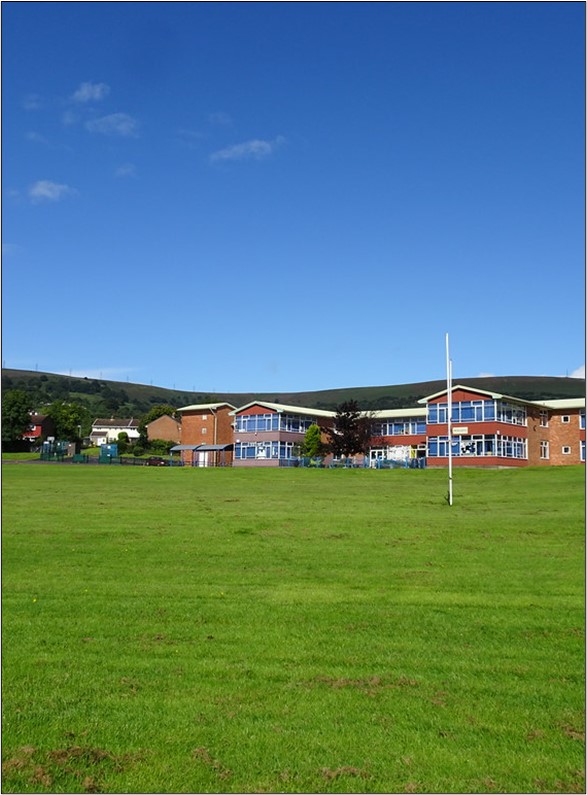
[145,456,167,467]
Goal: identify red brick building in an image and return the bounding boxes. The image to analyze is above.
[145,414,181,444]
[176,402,235,466]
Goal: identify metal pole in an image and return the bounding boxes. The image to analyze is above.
[446,333,453,506]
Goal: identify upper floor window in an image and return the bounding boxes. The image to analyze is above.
[234,412,317,434]
[371,419,426,436]
[427,399,525,426]
[561,416,570,424]
[539,410,549,428]
[580,410,585,430]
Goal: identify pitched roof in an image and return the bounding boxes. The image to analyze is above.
[177,402,236,412]
[417,384,532,405]
[92,418,140,428]
[229,401,336,418]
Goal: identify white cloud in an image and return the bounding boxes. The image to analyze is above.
[210,136,285,163]
[22,93,43,110]
[62,109,80,126]
[208,111,232,126]
[477,372,496,378]
[2,243,23,257]
[72,81,110,103]
[85,113,139,137]
[29,180,76,202]
[25,131,50,145]
[569,364,585,379]
[115,163,137,178]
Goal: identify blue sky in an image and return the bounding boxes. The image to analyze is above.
[3,2,585,393]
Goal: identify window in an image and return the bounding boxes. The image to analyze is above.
[539,410,549,428]
[581,441,585,462]
[201,415,208,420]
[201,428,207,434]
[540,441,549,460]
[562,446,571,455]
[580,410,585,430]
[561,416,570,424]
[427,434,526,459]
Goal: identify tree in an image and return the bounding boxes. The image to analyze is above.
[45,401,91,440]
[300,424,328,459]
[117,431,129,454]
[1,389,34,442]
[324,400,371,458]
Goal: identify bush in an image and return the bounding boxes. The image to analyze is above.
[133,445,145,457]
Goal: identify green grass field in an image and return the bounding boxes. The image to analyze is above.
[2,464,584,793]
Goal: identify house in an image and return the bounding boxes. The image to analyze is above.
[230,401,335,467]
[145,414,181,444]
[22,413,56,444]
[90,418,140,447]
[175,402,235,466]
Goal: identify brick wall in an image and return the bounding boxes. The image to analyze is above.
[547,409,584,465]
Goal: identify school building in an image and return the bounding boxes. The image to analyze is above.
[177,385,585,468]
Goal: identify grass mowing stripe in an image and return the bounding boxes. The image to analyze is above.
[2,465,584,793]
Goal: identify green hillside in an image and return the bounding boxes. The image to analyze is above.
[2,368,584,418]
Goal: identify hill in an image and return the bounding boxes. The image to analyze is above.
[2,368,584,418]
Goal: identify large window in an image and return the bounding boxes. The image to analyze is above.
[427,434,526,459]
[540,441,549,460]
[371,419,426,436]
[234,413,317,434]
[234,441,297,460]
[427,400,526,426]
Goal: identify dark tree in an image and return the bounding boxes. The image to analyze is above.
[324,400,372,458]
[1,389,34,442]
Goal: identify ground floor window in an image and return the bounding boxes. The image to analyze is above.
[581,441,585,462]
[235,441,297,460]
[369,444,425,463]
[540,441,549,460]
[427,434,527,460]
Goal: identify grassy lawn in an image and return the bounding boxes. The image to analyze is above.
[1,465,584,793]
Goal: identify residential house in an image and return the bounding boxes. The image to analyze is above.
[22,413,56,444]
[90,418,140,447]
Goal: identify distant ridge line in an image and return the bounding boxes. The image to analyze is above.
[2,368,584,412]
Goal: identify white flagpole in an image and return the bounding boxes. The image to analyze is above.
[446,333,453,506]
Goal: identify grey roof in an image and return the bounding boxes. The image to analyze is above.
[169,444,233,452]
[92,418,140,428]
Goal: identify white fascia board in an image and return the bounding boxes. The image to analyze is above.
[369,407,428,419]
[177,402,236,413]
[229,401,336,418]
[532,398,585,410]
